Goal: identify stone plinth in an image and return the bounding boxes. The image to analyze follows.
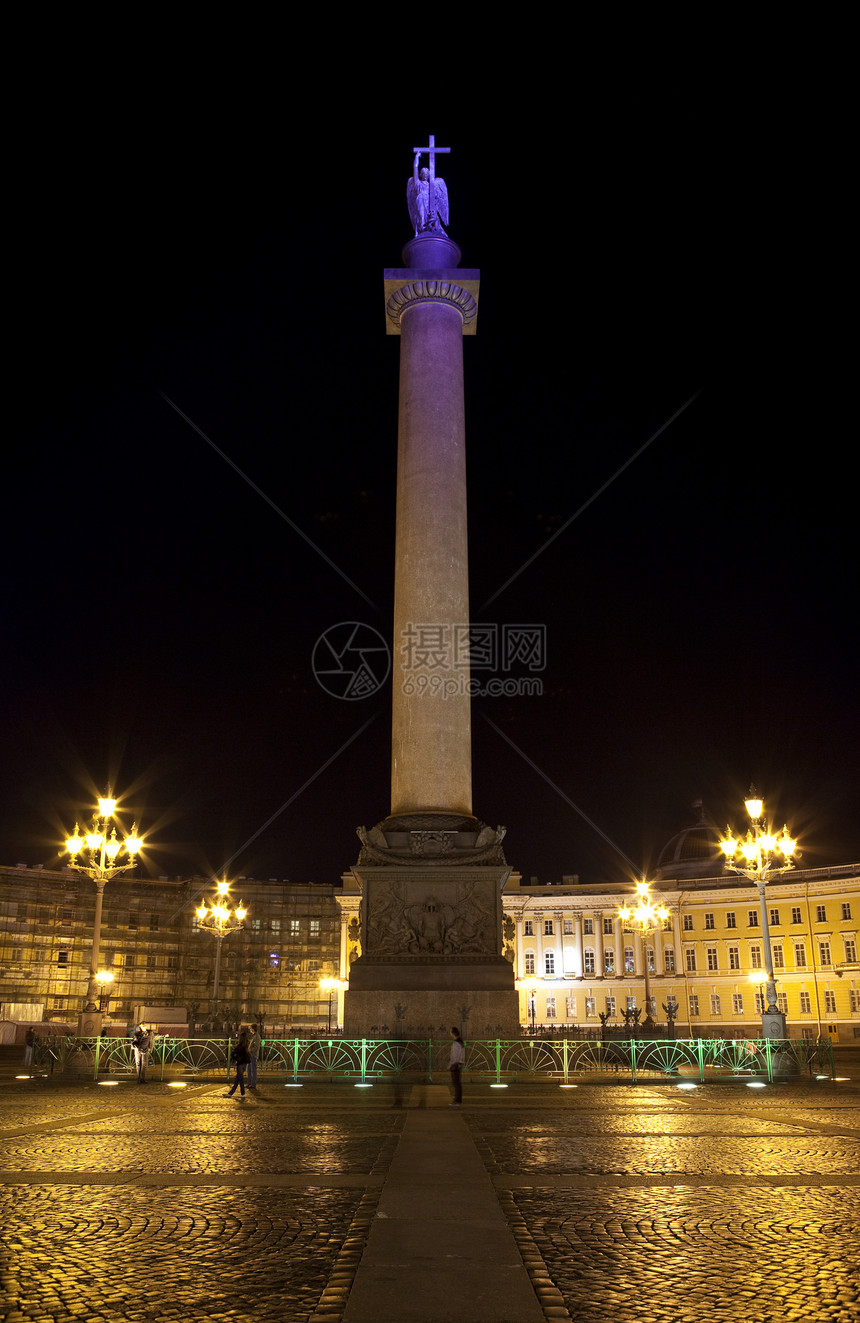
[343,859,519,1038]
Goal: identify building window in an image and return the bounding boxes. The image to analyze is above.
[150,913,159,931]
[269,953,280,969]
[794,943,807,968]
[728,946,740,970]
[750,945,762,969]
[544,919,554,936]
[707,947,718,971]
[777,993,788,1014]
[545,951,555,976]
[524,952,535,975]
[585,997,596,1018]
[624,946,635,973]
[732,993,744,1015]
[755,991,765,1014]
[168,956,178,971]
[683,914,693,931]
[685,949,697,972]
[604,949,615,974]
[545,997,557,1019]
[791,907,802,924]
[146,955,157,971]
[603,918,613,935]
[647,948,655,972]
[605,996,616,1017]
[799,991,811,1014]
[816,905,826,923]
[566,995,576,1019]
[726,912,737,929]
[59,908,72,926]
[290,919,300,937]
[705,913,715,930]
[310,919,320,937]
[769,908,780,927]
[664,948,675,973]
[524,920,534,936]
[710,994,721,1016]
[824,990,837,1014]
[663,916,673,931]
[57,949,69,967]
[772,944,784,969]
[689,994,699,1017]
[128,913,138,930]
[748,910,759,927]
[125,954,135,970]
[626,996,636,1011]
[563,918,573,935]
[583,919,594,935]
[819,942,831,967]
[850,990,860,1013]
[842,903,852,920]
[845,939,857,962]
[584,950,596,975]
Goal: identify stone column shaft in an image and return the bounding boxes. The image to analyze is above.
[391,300,472,815]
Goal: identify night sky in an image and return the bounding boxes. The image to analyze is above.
[4,117,857,889]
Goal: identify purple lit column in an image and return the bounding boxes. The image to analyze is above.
[384,242,479,817]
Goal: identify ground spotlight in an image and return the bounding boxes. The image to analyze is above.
[746,1081,766,1088]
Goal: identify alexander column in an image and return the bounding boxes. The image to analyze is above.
[342,138,519,1037]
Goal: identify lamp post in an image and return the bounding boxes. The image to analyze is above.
[195,880,247,1026]
[63,790,143,1035]
[527,983,537,1034]
[619,881,669,1032]
[720,786,798,1039]
[320,977,344,1033]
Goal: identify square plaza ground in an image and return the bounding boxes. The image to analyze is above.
[1,1052,858,1323]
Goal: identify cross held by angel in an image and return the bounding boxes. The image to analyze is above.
[407,135,450,236]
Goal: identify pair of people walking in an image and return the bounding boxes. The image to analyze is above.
[224,1026,261,1101]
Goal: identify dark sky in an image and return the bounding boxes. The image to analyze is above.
[3,115,857,888]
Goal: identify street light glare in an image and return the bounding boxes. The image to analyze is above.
[97,797,117,817]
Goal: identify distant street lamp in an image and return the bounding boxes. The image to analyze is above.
[195,880,247,1023]
[619,881,669,1031]
[63,790,143,1033]
[527,983,537,1034]
[95,969,114,1016]
[320,977,344,1033]
[720,786,798,1039]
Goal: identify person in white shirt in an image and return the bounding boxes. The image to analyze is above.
[448,1026,465,1106]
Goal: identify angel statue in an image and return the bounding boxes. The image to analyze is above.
[407,151,449,236]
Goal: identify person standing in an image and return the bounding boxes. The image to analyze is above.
[132,1025,152,1083]
[247,1026,261,1089]
[23,1027,35,1069]
[448,1026,465,1106]
[224,1031,250,1102]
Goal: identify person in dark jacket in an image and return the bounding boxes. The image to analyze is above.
[224,1031,250,1101]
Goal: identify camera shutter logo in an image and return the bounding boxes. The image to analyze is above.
[312,622,391,700]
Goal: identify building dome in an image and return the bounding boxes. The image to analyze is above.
[654,800,725,880]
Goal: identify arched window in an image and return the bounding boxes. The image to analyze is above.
[524,951,535,975]
[624,946,635,973]
[545,951,555,976]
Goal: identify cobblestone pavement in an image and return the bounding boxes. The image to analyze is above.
[468,1078,860,1323]
[1,1068,859,1323]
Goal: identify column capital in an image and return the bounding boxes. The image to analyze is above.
[384,269,480,335]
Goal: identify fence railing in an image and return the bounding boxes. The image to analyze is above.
[31,1034,835,1084]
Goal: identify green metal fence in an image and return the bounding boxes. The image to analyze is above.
[31,1034,835,1085]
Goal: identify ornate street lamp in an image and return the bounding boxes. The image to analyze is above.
[63,790,143,1034]
[320,977,345,1033]
[95,969,114,1016]
[720,785,798,1039]
[619,881,669,1031]
[195,880,247,1024]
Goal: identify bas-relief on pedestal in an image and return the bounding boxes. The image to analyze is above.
[342,138,520,1037]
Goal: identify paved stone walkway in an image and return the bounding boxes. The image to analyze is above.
[0,1058,858,1322]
